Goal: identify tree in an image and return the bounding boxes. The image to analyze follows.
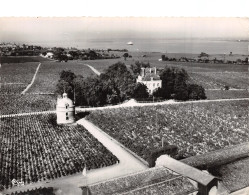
[159,67,177,98]
[54,51,68,62]
[123,53,129,60]
[188,84,206,100]
[153,87,165,98]
[59,70,76,84]
[81,77,107,106]
[130,61,150,75]
[88,50,98,60]
[56,79,74,98]
[73,75,86,106]
[156,67,190,100]
[174,69,189,100]
[55,70,76,99]
[161,55,169,61]
[198,52,209,58]
[130,83,149,99]
[100,62,135,104]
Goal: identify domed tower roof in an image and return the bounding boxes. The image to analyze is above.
[57,93,74,107]
[63,93,68,98]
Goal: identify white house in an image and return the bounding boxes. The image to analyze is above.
[45,52,54,59]
[136,67,162,95]
[56,93,75,124]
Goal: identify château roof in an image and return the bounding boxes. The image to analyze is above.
[141,74,161,81]
[139,67,161,81]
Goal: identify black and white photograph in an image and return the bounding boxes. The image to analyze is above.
[0,2,248,195]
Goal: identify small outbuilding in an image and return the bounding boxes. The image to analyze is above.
[56,93,75,124]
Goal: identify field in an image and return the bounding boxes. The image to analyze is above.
[0,62,58,115]
[205,90,249,100]
[0,56,50,63]
[0,62,40,95]
[85,52,248,72]
[0,113,118,189]
[88,167,195,195]
[0,84,27,94]
[83,52,248,94]
[82,59,122,73]
[0,61,98,115]
[210,157,249,192]
[28,61,96,94]
[86,100,249,162]
[5,187,55,195]
[189,72,249,89]
[0,62,39,84]
[0,94,56,115]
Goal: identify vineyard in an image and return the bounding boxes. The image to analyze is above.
[189,72,249,89]
[88,167,196,195]
[6,187,55,195]
[152,61,248,73]
[87,100,249,162]
[0,113,118,189]
[0,62,39,84]
[27,61,96,94]
[0,84,27,94]
[210,157,249,192]
[206,90,249,100]
[0,94,56,115]
[0,56,49,64]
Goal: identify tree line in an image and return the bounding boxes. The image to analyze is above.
[56,62,149,106]
[56,61,206,106]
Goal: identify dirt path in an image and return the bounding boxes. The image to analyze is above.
[21,63,41,94]
[0,111,56,118]
[76,97,249,112]
[1,98,248,118]
[2,119,147,195]
[83,64,101,76]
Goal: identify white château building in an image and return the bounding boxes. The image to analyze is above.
[136,67,162,95]
[56,93,75,124]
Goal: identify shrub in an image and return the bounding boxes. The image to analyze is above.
[148,145,178,167]
[224,85,230,90]
[188,84,206,100]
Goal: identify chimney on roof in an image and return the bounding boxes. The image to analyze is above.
[154,67,157,75]
[141,68,145,77]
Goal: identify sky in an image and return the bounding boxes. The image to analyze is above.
[0,17,248,45]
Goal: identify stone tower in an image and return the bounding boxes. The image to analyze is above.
[56,93,75,124]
